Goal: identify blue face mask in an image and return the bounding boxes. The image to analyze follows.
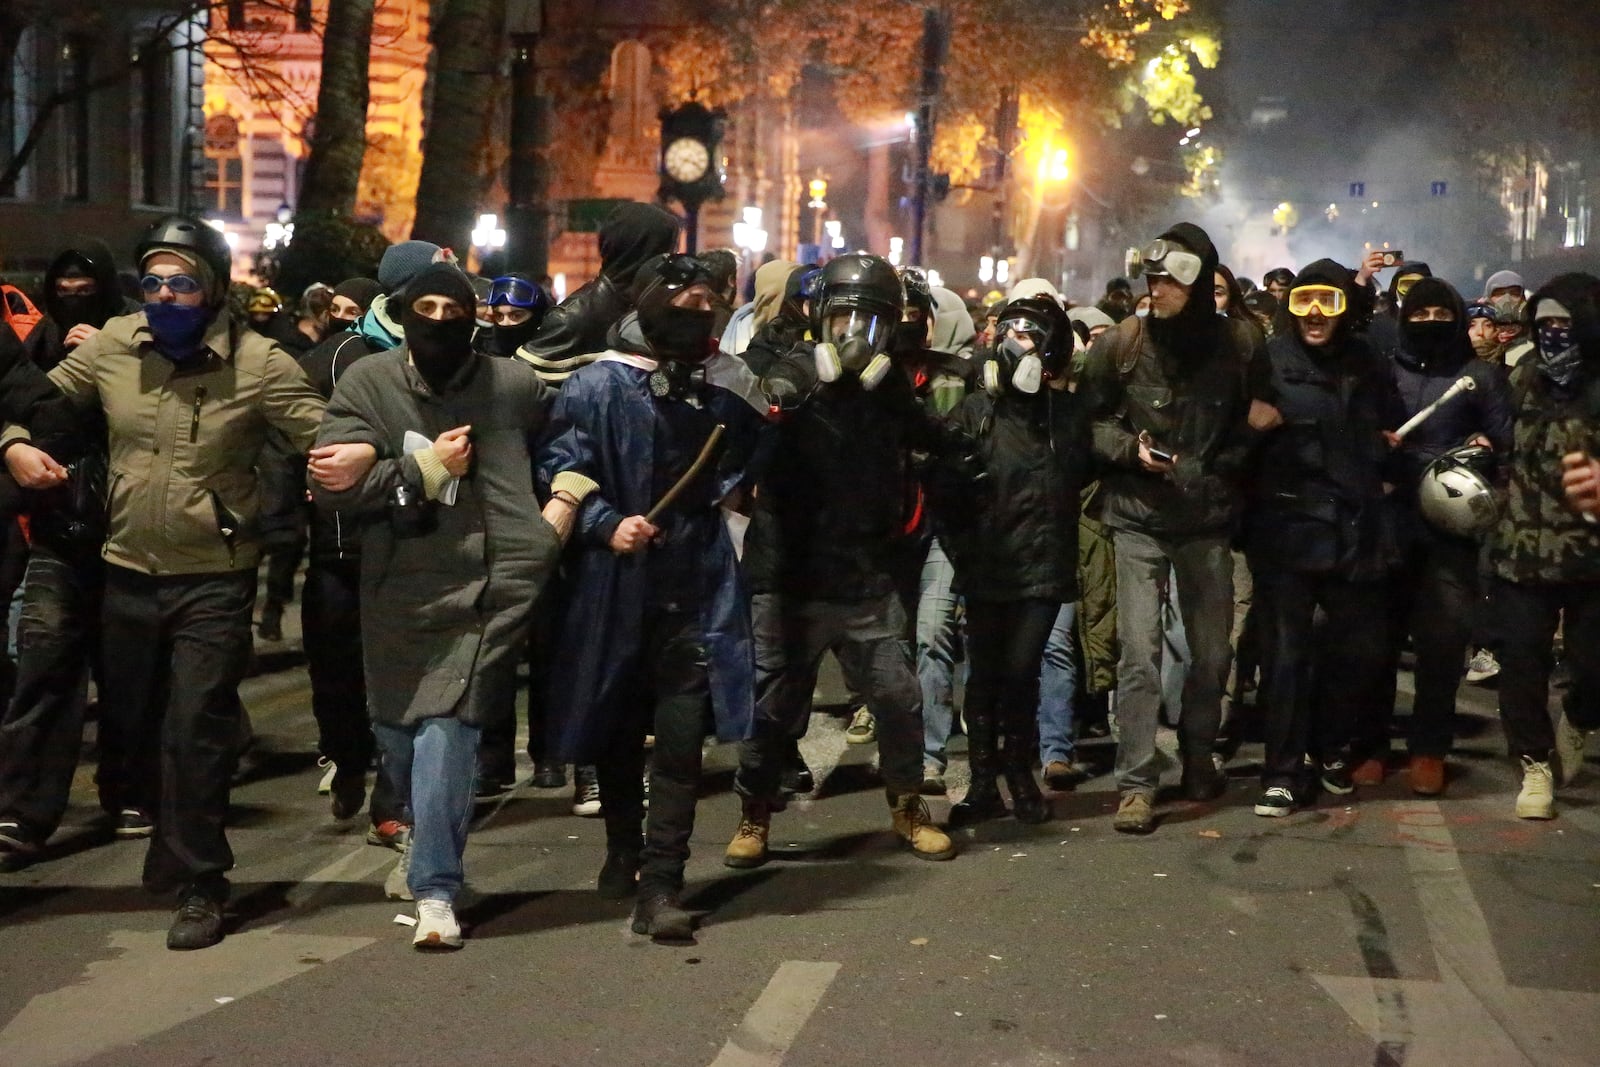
[1537,320,1583,388]
[143,301,212,365]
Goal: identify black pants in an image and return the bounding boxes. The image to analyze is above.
[478,580,561,779]
[594,608,712,895]
[1254,568,1389,788]
[0,546,112,838]
[102,565,255,895]
[301,556,399,825]
[1495,578,1600,761]
[1366,538,1479,760]
[963,598,1059,759]
[736,592,924,802]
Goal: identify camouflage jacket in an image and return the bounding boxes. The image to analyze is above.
[1488,359,1600,584]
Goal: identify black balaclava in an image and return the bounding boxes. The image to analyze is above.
[399,264,478,393]
[632,254,717,364]
[1146,221,1221,367]
[1288,258,1357,353]
[1398,276,1470,371]
[597,203,683,288]
[43,239,123,332]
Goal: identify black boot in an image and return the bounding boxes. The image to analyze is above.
[950,709,1006,826]
[597,843,641,900]
[257,599,283,642]
[1181,751,1227,802]
[1002,714,1050,824]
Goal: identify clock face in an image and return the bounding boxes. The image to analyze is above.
[664,137,710,183]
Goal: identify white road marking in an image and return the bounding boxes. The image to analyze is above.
[0,926,373,1067]
[1313,800,1600,1066]
[709,960,841,1067]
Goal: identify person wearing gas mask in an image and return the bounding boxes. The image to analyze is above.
[1078,223,1278,834]
[538,254,769,942]
[0,239,139,860]
[933,296,1090,824]
[1490,274,1600,819]
[1242,261,1405,817]
[724,254,958,869]
[519,201,682,385]
[0,215,327,949]
[310,263,584,950]
[1355,278,1513,795]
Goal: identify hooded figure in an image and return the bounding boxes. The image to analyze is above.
[720,258,799,358]
[1365,261,1434,354]
[329,277,383,331]
[37,240,131,352]
[520,202,682,384]
[1143,222,1222,366]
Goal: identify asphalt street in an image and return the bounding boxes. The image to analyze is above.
[2,614,1598,1067]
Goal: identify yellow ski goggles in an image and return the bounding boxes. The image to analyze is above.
[1394,273,1425,299]
[1286,284,1347,318]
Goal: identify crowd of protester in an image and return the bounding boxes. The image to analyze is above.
[0,203,1595,954]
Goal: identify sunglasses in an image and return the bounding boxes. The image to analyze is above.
[140,273,204,295]
[488,276,543,309]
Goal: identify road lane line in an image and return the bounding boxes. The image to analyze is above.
[710,960,841,1067]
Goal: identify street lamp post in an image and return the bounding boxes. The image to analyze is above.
[505,0,548,276]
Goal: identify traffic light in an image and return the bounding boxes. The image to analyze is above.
[659,102,726,207]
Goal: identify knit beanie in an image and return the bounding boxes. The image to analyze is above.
[378,240,444,293]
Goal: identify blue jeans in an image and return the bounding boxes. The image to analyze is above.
[375,716,480,902]
[916,540,961,774]
[1037,603,1078,766]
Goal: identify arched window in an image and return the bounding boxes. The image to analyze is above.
[202,113,244,218]
[608,40,653,144]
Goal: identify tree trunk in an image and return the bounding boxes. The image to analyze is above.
[296,0,376,214]
[411,0,506,253]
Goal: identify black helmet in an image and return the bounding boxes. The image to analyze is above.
[898,265,934,320]
[813,254,904,327]
[135,214,232,304]
[995,295,1072,380]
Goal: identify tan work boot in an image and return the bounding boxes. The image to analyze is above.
[1113,791,1155,834]
[724,800,772,868]
[890,793,956,861]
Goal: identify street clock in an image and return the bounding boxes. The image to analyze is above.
[658,100,726,253]
[663,137,710,183]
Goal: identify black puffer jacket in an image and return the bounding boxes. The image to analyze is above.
[300,330,381,564]
[940,387,1090,602]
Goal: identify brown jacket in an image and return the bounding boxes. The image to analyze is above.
[7,311,325,575]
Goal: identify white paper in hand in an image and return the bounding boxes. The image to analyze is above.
[402,430,459,506]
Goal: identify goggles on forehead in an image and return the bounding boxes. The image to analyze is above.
[1465,301,1496,323]
[1134,239,1205,287]
[1286,284,1347,318]
[654,254,711,291]
[141,273,204,295]
[488,276,542,308]
[1394,274,1424,299]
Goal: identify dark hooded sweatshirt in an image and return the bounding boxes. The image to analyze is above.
[1244,258,1404,579]
[1079,222,1272,537]
[518,202,681,384]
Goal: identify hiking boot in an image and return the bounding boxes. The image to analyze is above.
[1254,786,1296,818]
[1464,648,1500,684]
[1320,760,1356,797]
[724,801,771,869]
[1350,758,1386,787]
[596,846,641,900]
[632,891,696,941]
[919,771,947,796]
[845,707,876,745]
[1113,792,1155,834]
[572,765,602,817]
[1408,755,1446,797]
[1556,712,1593,786]
[167,888,225,951]
[1043,759,1088,791]
[889,793,956,860]
[1515,757,1555,820]
[413,899,463,950]
[531,760,566,789]
[330,767,367,820]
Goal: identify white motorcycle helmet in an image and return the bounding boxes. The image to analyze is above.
[1418,445,1499,538]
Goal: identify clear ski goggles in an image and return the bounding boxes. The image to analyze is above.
[1286,284,1347,318]
[998,314,1050,350]
[1133,240,1204,286]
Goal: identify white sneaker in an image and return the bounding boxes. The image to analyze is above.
[1555,713,1592,787]
[571,765,602,817]
[413,899,462,950]
[1464,649,1501,684]
[317,757,336,795]
[385,841,413,901]
[845,706,876,745]
[1515,757,1555,820]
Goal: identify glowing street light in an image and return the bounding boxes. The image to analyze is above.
[472,213,506,250]
[733,206,768,253]
[888,236,904,267]
[996,258,1010,285]
[807,177,828,210]
[979,255,994,284]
